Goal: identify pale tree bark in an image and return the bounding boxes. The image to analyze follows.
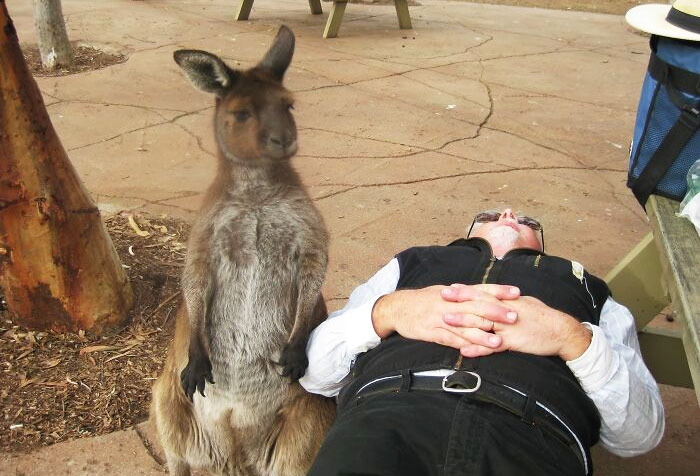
[33,0,73,70]
[0,1,133,333]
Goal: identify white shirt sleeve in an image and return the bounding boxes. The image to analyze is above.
[565,296,665,457]
[299,258,401,397]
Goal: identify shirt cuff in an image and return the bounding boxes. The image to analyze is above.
[565,323,617,394]
[340,297,383,355]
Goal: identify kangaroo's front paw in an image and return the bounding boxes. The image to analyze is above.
[180,355,214,401]
[279,343,308,381]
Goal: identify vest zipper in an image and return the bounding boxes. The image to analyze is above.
[453,255,497,370]
[481,257,496,284]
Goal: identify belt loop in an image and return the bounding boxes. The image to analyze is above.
[521,394,537,425]
[400,369,412,392]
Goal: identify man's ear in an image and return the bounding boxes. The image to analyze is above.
[173,50,237,96]
[256,25,295,82]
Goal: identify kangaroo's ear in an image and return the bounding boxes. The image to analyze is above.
[257,25,295,82]
[174,50,237,96]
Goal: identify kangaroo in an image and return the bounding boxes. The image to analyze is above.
[150,26,335,476]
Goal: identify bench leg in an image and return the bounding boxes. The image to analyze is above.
[394,0,412,29]
[604,232,669,329]
[235,0,255,21]
[309,0,323,15]
[324,1,347,38]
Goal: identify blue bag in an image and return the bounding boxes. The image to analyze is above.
[628,36,700,206]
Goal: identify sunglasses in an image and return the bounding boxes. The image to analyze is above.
[467,211,544,251]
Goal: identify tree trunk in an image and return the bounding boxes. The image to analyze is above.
[33,0,73,70]
[0,1,133,333]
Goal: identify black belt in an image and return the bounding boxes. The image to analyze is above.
[341,370,588,475]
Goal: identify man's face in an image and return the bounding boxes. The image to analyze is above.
[470,209,542,255]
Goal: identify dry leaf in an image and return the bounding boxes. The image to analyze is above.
[19,377,39,388]
[41,358,62,369]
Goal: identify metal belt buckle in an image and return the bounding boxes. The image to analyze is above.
[441,370,481,393]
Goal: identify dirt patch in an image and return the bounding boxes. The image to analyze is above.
[21,41,127,77]
[0,213,189,454]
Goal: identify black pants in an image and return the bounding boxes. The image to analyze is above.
[308,391,585,476]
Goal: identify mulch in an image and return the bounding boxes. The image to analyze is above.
[21,41,127,77]
[0,213,190,454]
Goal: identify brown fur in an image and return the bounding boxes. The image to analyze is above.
[150,26,335,476]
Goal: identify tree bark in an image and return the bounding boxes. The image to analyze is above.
[0,1,133,333]
[33,0,73,70]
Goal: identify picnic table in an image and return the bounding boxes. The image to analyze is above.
[235,0,412,38]
[606,195,700,405]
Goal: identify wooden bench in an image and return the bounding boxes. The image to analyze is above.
[234,0,412,38]
[606,195,700,405]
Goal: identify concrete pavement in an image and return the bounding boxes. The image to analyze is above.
[1,0,699,474]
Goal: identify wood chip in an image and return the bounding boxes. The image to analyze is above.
[104,351,135,363]
[128,215,150,237]
[79,345,119,355]
[15,349,33,360]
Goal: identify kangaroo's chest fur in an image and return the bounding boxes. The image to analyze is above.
[196,182,323,395]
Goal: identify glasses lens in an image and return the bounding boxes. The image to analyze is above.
[517,216,542,231]
[474,211,501,223]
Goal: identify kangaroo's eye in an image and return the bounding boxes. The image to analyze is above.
[232,110,251,122]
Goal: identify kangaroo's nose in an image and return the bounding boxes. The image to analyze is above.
[269,134,294,149]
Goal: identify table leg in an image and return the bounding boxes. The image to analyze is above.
[324,1,347,38]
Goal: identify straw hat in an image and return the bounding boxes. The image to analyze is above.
[626,0,700,41]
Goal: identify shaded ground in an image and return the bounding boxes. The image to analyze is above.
[0,214,188,454]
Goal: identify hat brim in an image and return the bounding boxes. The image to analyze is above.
[626,4,700,41]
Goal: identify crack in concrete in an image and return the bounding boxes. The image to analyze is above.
[475,46,589,64]
[297,123,562,170]
[486,80,632,112]
[67,106,212,152]
[97,190,201,213]
[295,37,494,94]
[46,98,189,116]
[482,126,573,158]
[319,164,627,191]
[314,186,359,201]
[172,121,216,158]
[473,56,494,139]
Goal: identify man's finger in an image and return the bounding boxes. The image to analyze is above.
[441,283,520,302]
[431,328,471,350]
[457,328,502,348]
[444,300,517,326]
[444,313,497,331]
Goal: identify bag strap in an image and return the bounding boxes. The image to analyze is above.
[648,51,700,96]
[648,36,700,96]
[632,103,700,206]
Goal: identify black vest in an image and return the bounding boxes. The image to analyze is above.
[345,238,611,449]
